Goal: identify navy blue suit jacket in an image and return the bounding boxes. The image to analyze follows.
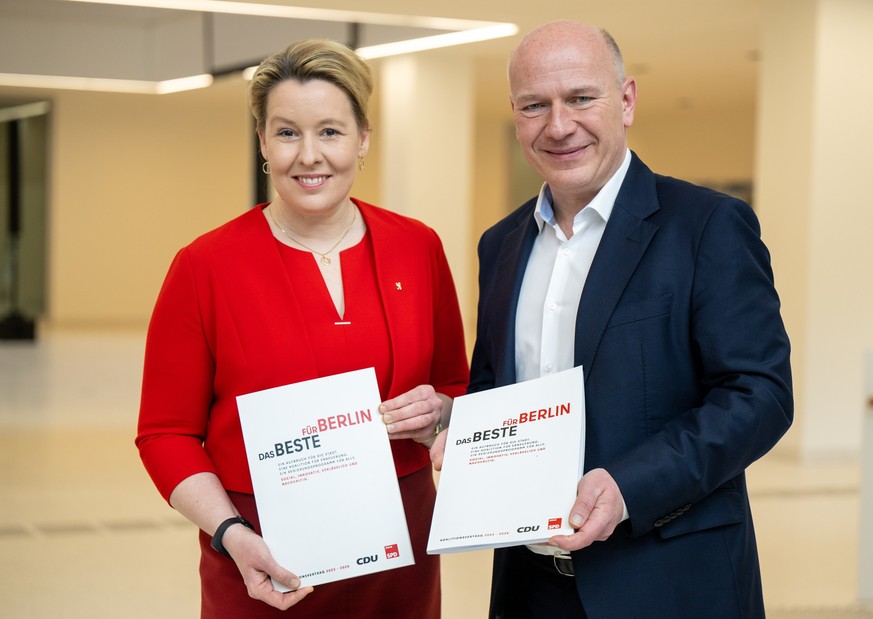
[471,153,793,618]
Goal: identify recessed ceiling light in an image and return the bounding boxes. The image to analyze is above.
[1,1,517,93]
[63,0,513,33]
[0,72,213,94]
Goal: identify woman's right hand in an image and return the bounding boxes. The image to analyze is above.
[222,523,314,610]
[169,472,313,610]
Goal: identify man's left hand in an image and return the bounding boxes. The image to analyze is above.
[548,468,625,552]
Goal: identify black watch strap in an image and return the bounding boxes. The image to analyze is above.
[210,516,254,558]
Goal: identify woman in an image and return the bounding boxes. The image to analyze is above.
[136,39,469,618]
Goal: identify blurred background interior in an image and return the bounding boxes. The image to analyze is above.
[1,0,872,617]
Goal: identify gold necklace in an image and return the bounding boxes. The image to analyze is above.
[269,204,356,266]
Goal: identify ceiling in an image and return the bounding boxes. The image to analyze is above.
[0,0,762,116]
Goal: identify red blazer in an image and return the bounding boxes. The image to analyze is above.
[136,199,469,501]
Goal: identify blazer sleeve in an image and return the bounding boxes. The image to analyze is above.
[608,199,793,537]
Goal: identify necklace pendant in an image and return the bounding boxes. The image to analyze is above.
[320,255,332,265]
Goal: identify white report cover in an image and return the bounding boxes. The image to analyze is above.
[237,367,413,588]
[427,366,586,554]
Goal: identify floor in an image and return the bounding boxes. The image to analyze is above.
[1,328,871,618]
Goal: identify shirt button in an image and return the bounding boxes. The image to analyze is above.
[544,364,553,373]
[561,248,571,256]
[549,302,557,311]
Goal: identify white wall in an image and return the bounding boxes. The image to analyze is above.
[378,51,475,337]
[756,0,873,458]
[42,78,253,326]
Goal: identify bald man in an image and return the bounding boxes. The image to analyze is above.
[436,21,792,618]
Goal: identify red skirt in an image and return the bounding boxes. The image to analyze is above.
[199,466,440,618]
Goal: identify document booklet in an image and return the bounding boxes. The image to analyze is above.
[237,367,413,588]
[427,366,586,554]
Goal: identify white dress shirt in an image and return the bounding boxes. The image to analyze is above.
[516,149,632,556]
[515,149,631,383]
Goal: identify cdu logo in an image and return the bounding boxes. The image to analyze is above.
[516,525,540,533]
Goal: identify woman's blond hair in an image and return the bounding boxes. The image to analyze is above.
[249,38,373,134]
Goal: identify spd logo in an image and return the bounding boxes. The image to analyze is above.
[548,518,563,530]
[384,544,400,559]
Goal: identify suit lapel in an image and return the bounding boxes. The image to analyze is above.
[492,210,539,387]
[574,155,660,379]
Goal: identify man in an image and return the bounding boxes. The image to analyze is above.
[434,20,793,618]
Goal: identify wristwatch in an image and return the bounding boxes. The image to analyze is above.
[210,515,255,558]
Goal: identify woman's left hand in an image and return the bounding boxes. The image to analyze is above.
[379,385,446,447]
